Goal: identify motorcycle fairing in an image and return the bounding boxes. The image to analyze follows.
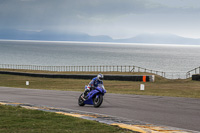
[84,88,102,105]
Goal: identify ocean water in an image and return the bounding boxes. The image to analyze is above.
[0,40,200,74]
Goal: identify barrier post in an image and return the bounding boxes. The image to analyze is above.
[26,81,29,86]
[199,67,200,74]
[143,75,146,82]
[140,84,145,90]
[132,66,135,72]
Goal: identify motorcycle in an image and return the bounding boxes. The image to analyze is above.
[78,84,106,108]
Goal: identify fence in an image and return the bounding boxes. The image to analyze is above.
[0,64,166,77]
[2,64,198,79]
[186,66,200,78]
[164,72,188,79]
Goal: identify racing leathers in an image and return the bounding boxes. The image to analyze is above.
[83,77,103,99]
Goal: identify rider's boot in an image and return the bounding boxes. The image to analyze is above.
[81,89,89,101]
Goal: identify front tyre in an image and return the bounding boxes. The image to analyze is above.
[93,94,103,108]
[78,94,85,106]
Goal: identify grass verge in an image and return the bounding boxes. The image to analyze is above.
[0,104,132,133]
[0,69,200,98]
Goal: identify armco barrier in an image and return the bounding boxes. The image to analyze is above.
[192,74,200,81]
[0,71,154,82]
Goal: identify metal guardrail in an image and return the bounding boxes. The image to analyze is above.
[186,66,200,78]
[0,64,165,77]
[164,72,187,79]
[1,64,199,79]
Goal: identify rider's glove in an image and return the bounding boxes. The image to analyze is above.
[87,86,90,91]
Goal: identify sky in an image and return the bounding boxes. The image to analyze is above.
[0,0,200,39]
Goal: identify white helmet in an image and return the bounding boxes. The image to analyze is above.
[97,73,104,81]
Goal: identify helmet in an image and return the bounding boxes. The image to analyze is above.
[97,73,104,81]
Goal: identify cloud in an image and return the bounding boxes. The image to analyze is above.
[18,29,42,32]
[75,0,200,17]
[0,0,200,38]
[20,0,35,2]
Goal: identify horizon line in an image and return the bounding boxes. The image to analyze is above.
[1,39,200,47]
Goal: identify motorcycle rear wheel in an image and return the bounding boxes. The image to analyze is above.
[93,94,103,108]
[78,94,85,106]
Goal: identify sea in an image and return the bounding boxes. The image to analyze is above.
[0,40,200,78]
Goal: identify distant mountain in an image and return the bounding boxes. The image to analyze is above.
[116,33,200,45]
[0,29,200,45]
[0,29,113,42]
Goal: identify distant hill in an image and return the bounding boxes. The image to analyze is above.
[0,29,113,42]
[115,33,200,45]
[0,29,200,45]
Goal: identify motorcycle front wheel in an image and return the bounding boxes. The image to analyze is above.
[93,94,103,108]
[78,94,85,106]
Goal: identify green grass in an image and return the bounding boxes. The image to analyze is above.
[0,69,199,132]
[0,69,200,98]
[0,105,132,133]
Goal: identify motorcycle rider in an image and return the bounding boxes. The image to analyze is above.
[81,73,104,100]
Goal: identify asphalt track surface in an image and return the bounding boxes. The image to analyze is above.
[0,87,200,132]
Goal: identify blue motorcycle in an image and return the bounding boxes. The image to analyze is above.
[78,84,106,108]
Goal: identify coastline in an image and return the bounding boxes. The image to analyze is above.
[1,39,200,47]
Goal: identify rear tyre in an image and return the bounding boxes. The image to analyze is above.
[93,94,103,108]
[78,94,85,106]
